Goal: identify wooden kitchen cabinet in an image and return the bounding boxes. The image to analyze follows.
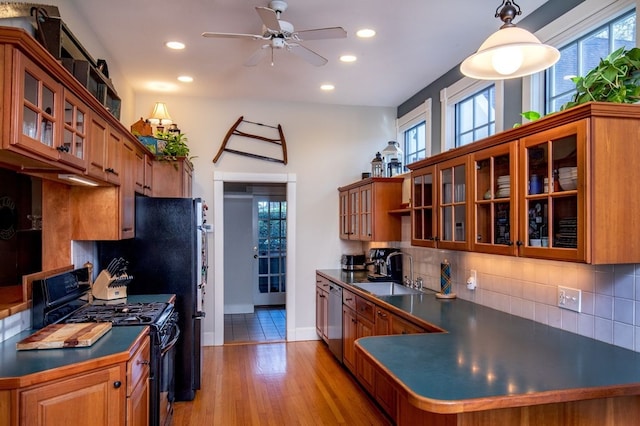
[342,303,357,373]
[338,177,403,241]
[152,157,193,198]
[19,364,125,426]
[471,142,518,256]
[15,334,149,426]
[6,49,63,162]
[87,113,122,185]
[409,102,640,264]
[411,165,437,247]
[134,148,153,196]
[315,276,330,343]
[58,89,89,171]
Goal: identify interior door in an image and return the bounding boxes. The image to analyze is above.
[253,196,286,306]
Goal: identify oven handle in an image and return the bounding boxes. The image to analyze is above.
[160,324,181,356]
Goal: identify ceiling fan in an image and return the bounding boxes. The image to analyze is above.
[201,0,347,66]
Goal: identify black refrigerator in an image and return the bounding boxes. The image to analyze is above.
[98,196,207,401]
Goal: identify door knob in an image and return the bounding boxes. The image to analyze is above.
[253,254,258,259]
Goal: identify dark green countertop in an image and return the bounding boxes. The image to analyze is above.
[0,293,175,389]
[317,269,640,413]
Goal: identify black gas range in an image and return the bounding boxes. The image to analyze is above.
[31,267,178,426]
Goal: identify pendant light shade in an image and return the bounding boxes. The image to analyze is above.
[460,1,560,80]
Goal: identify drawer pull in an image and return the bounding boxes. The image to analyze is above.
[113,381,122,389]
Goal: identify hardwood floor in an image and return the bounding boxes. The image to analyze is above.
[172,340,391,425]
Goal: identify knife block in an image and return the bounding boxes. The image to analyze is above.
[92,269,128,300]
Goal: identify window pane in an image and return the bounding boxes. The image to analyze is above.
[458,98,474,133]
[403,121,426,170]
[613,14,636,49]
[455,86,495,147]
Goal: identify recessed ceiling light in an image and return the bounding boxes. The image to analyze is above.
[320,84,335,91]
[340,55,357,63]
[356,28,376,38]
[166,41,185,50]
[178,75,194,83]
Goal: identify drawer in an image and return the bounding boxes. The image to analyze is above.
[356,295,375,323]
[343,289,356,310]
[391,314,425,335]
[127,334,150,396]
[316,275,331,291]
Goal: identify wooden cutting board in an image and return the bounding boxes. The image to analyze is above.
[16,323,112,350]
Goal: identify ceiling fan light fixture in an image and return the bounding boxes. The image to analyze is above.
[460,1,559,80]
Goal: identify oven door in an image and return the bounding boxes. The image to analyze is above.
[158,315,180,426]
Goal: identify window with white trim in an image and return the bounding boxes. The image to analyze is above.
[545,9,636,113]
[397,99,431,170]
[441,79,504,152]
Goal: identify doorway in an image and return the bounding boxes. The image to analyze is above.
[214,173,296,346]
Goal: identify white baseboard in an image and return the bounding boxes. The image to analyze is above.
[223,304,255,314]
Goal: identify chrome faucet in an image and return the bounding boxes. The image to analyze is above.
[386,252,413,288]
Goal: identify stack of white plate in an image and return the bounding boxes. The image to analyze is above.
[496,175,510,198]
[558,167,577,190]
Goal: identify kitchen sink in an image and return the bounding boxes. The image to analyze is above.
[353,282,423,296]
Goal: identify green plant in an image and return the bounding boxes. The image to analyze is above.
[155,131,196,165]
[561,46,640,110]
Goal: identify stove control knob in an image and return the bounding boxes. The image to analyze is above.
[113,381,122,389]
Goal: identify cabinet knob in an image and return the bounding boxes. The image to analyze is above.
[56,145,70,152]
[507,241,514,246]
[516,240,524,247]
[113,381,122,389]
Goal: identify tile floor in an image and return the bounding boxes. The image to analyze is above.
[224,305,286,344]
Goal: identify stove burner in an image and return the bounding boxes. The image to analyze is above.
[65,302,170,326]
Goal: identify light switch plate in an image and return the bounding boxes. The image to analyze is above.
[558,286,581,312]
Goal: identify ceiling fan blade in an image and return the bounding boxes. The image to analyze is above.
[288,43,327,67]
[255,6,281,32]
[202,32,263,40]
[294,27,347,41]
[245,45,270,66]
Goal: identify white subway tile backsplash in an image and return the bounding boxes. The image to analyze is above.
[613,321,635,350]
[594,317,613,344]
[595,294,614,319]
[581,291,595,315]
[578,314,595,338]
[595,271,614,295]
[560,309,578,333]
[614,298,635,325]
[613,273,635,299]
[548,306,562,329]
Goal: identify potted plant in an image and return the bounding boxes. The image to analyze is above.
[560,46,640,110]
[155,131,196,166]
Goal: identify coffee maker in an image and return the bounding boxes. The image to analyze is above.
[367,248,402,282]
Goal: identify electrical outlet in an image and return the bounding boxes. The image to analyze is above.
[467,269,478,290]
[558,286,581,312]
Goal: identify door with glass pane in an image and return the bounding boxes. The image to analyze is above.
[518,120,587,262]
[411,165,437,247]
[471,142,518,255]
[438,157,471,250]
[254,197,287,305]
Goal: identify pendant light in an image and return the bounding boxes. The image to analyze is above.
[460,0,560,80]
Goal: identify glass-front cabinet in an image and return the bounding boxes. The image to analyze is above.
[10,51,62,160]
[58,90,88,170]
[518,120,587,262]
[472,143,517,255]
[438,157,470,250]
[411,165,437,247]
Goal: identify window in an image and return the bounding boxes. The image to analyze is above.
[441,79,503,152]
[455,86,496,147]
[397,99,431,170]
[545,9,636,113]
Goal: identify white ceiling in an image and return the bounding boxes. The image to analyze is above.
[69,0,548,108]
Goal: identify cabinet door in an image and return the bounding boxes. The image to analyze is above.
[338,190,350,239]
[342,305,357,373]
[120,139,136,239]
[359,184,373,240]
[127,336,150,426]
[348,188,360,240]
[374,306,391,336]
[519,120,587,262]
[58,90,88,170]
[19,365,125,426]
[134,148,145,194]
[87,113,108,180]
[144,154,154,196]
[412,165,437,247]
[355,316,375,394]
[106,126,123,185]
[9,50,62,160]
[438,157,471,250]
[471,143,518,255]
[315,286,328,342]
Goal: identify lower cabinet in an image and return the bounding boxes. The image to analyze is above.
[19,365,125,426]
[315,277,330,343]
[15,334,150,426]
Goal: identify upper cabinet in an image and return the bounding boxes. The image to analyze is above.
[152,158,193,198]
[338,177,403,242]
[87,114,122,185]
[409,103,640,264]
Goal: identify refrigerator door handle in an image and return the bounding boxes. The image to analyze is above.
[193,311,206,319]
